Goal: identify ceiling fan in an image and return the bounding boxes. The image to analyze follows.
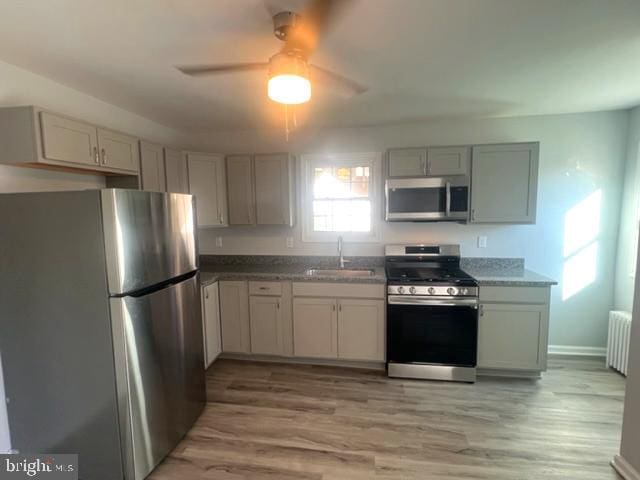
[176,0,368,105]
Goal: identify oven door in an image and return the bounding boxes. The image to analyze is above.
[387,296,478,367]
[385,177,469,222]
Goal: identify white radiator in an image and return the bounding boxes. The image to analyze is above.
[607,311,632,376]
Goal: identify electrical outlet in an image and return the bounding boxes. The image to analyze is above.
[286,237,294,248]
[477,236,487,248]
[215,237,223,248]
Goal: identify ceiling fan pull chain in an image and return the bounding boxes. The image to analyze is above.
[284,103,289,142]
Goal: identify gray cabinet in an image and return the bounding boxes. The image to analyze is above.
[470,143,539,224]
[202,281,222,368]
[337,299,385,361]
[388,148,427,177]
[96,128,139,172]
[164,148,189,194]
[293,297,338,359]
[477,285,550,375]
[139,141,166,192]
[226,155,255,225]
[0,106,139,174]
[219,281,250,353]
[255,154,293,225]
[427,146,469,176]
[248,281,293,356]
[187,152,228,227]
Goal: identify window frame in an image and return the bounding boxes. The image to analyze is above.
[300,152,382,243]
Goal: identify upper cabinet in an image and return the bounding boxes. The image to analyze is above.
[470,142,539,224]
[226,155,255,225]
[0,106,139,175]
[388,146,469,177]
[226,153,294,226]
[164,148,189,194]
[186,152,228,227]
[139,141,166,192]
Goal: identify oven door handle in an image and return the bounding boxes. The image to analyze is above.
[388,296,478,307]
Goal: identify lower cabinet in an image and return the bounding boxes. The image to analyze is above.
[249,296,284,355]
[219,281,251,353]
[337,299,385,361]
[202,281,222,368]
[293,297,338,359]
[477,286,550,374]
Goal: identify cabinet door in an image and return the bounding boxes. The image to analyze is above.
[139,141,166,192]
[470,143,539,224]
[97,128,139,173]
[477,303,546,370]
[249,296,282,355]
[254,154,292,225]
[39,112,99,167]
[164,148,189,194]
[337,299,385,361]
[388,148,427,177]
[187,153,228,227]
[202,282,222,368]
[219,281,250,353]
[292,297,337,359]
[427,146,469,176]
[226,155,255,225]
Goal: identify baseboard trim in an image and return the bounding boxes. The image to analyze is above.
[477,368,541,379]
[219,353,386,371]
[548,345,606,357]
[612,455,640,480]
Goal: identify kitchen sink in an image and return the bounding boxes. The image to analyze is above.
[304,268,376,277]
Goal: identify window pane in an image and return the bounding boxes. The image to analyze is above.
[350,181,369,197]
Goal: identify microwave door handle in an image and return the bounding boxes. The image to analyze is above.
[445,182,451,217]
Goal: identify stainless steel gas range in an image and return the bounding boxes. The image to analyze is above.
[385,244,479,382]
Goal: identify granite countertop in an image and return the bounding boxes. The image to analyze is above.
[198,255,556,287]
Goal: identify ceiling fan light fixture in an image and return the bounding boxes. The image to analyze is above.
[267,53,311,105]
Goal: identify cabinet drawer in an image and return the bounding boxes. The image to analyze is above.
[479,286,549,304]
[292,282,385,299]
[249,281,283,296]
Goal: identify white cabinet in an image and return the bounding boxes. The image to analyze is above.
[388,148,427,177]
[186,152,228,227]
[254,154,293,225]
[249,296,282,355]
[40,111,99,167]
[337,299,385,361]
[226,155,255,225]
[164,148,189,194]
[202,281,222,368]
[477,285,550,374]
[96,128,139,172]
[427,146,469,176]
[139,141,166,192]
[293,297,338,359]
[470,143,539,224]
[219,281,250,353]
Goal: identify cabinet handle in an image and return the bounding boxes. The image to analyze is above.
[426,159,431,175]
[276,300,280,309]
[479,304,484,317]
[93,147,99,164]
[421,158,427,175]
[332,304,336,312]
[471,209,476,221]
[101,148,107,165]
[205,290,209,299]
[338,303,342,312]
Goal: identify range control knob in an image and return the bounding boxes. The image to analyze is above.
[409,286,417,294]
[460,288,469,296]
[447,287,457,296]
[427,287,436,295]
[397,286,405,294]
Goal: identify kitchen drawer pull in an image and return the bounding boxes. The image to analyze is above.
[101,148,107,164]
[93,146,99,164]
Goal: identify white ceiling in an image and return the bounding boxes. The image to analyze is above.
[0,0,639,132]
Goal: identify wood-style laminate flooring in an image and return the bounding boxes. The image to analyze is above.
[149,358,625,479]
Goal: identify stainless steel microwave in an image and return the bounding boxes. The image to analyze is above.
[385,177,469,222]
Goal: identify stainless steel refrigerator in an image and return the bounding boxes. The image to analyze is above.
[0,189,206,480]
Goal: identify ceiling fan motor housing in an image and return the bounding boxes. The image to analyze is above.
[273,11,301,41]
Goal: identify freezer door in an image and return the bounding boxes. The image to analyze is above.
[102,189,198,295]
[110,273,206,480]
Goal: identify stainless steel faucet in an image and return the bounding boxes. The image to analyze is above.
[338,235,350,269]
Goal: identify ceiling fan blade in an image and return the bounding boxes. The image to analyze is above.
[310,64,368,97]
[284,0,353,56]
[176,62,269,77]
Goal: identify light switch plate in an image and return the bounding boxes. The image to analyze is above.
[477,236,487,248]
[286,237,294,248]
[215,237,223,248]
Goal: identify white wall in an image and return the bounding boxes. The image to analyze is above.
[191,110,629,349]
[0,59,188,193]
[614,106,640,313]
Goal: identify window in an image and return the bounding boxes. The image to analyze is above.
[301,153,381,242]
